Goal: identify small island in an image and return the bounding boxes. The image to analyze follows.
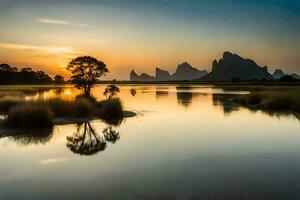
[0,56,136,130]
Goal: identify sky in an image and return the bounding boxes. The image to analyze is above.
[0,0,299,80]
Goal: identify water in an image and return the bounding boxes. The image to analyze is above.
[0,85,299,199]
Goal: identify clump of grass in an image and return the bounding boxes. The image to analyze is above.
[98,98,124,124]
[74,99,93,117]
[3,98,93,128]
[6,103,54,128]
[0,91,126,128]
[238,93,262,105]
[47,98,92,117]
[236,89,300,112]
[0,97,93,118]
[75,94,97,103]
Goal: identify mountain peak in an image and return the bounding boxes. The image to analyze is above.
[180,61,191,66]
[199,52,273,81]
[130,69,155,81]
[173,62,207,80]
[156,67,172,81]
[130,62,207,81]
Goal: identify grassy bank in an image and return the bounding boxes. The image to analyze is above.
[220,86,300,116]
[0,96,125,128]
[237,90,300,112]
[6,103,54,128]
[97,98,124,125]
[95,80,300,86]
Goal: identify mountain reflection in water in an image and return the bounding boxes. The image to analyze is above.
[0,85,299,199]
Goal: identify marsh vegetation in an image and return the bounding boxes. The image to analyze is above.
[0,96,124,128]
[212,85,300,120]
[221,86,300,114]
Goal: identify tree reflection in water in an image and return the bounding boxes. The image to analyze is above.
[0,121,121,155]
[67,122,107,156]
[67,121,121,156]
[103,126,120,143]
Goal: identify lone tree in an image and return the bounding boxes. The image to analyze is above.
[103,84,120,99]
[67,56,108,96]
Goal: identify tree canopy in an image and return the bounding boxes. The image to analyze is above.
[54,75,65,84]
[0,63,54,84]
[103,84,120,99]
[67,56,108,96]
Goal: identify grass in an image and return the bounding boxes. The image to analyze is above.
[47,98,92,117]
[97,98,124,125]
[231,86,300,116]
[218,85,300,92]
[0,97,93,117]
[6,103,54,128]
[75,94,97,102]
[0,95,124,128]
[0,84,73,90]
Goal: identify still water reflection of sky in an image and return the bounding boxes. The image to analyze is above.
[0,85,299,199]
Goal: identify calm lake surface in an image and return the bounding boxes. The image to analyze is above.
[0,84,300,200]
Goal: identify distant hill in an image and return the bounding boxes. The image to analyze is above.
[171,62,207,81]
[129,52,298,82]
[272,69,300,80]
[156,68,172,81]
[199,52,273,81]
[130,62,207,81]
[273,69,285,79]
[130,70,156,81]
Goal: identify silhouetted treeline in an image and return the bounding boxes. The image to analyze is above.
[0,63,64,84]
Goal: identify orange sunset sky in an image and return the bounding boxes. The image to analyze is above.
[0,0,299,80]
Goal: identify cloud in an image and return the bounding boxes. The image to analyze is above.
[0,42,84,55]
[39,157,70,165]
[37,18,89,27]
[37,18,70,25]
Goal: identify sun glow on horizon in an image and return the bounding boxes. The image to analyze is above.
[0,0,299,79]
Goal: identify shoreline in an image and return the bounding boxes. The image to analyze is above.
[0,110,137,136]
[0,80,300,88]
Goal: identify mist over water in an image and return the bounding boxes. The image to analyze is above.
[0,84,299,199]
